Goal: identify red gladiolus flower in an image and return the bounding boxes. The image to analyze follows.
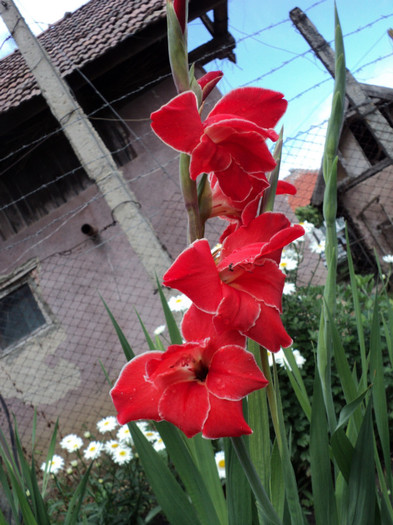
[151,87,287,202]
[163,213,305,352]
[110,338,267,438]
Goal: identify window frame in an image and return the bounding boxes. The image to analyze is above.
[0,259,53,357]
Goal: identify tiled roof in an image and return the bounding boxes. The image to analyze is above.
[286,169,318,212]
[0,0,166,114]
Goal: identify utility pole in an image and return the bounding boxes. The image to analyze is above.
[0,0,172,281]
[290,7,393,160]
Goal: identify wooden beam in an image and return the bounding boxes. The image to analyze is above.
[290,7,393,159]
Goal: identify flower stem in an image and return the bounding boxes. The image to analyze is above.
[230,436,282,525]
[179,153,203,243]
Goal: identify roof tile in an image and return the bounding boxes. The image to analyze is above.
[0,0,166,114]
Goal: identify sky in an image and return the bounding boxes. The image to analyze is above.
[1,0,393,175]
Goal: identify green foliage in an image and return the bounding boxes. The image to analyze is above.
[280,276,393,507]
[45,452,162,524]
[295,205,324,229]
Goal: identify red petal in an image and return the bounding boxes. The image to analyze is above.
[110,352,164,425]
[202,396,252,438]
[223,259,285,311]
[260,224,305,257]
[216,131,277,173]
[163,239,223,313]
[221,213,290,259]
[189,135,231,179]
[276,180,297,195]
[159,381,209,438]
[245,303,292,352]
[207,345,268,400]
[214,163,253,202]
[207,87,287,129]
[146,343,200,387]
[214,286,260,334]
[205,118,277,142]
[197,71,223,101]
[151,91,203,153]
[181,304,246,348]
[173,0,186,33]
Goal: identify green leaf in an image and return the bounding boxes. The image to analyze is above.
[260,128,283,213]
[282,347,311,421]
[156,277,183,344]
[135,309,156,350]
[272,365,305,525]
[63,463,93,525]
[347,401,375,525]
[188,435,228,525]
[330,428,354,483]
[248,339,271,489]
[345,228,367,384]
[369,293,392,491]
[225,438,254,525]
[41,420,59,497]
[230,436,282,525]
[326,298,358,405]
[310,370,338,525]
[129,422,202,525]
[270,440,285,520]
[0,506,8,525]
[156,421,224,525]
[101,296,135,360]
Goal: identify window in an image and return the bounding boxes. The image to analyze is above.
[0,260,49,355]
[0,284,46,351]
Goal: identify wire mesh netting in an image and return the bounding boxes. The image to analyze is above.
[0,0,393,454]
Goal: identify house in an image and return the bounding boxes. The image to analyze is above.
[0,0,234,448]
[290,8,393,275]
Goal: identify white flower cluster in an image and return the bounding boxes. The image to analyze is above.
[268,348,306,370]
[41,417,166,475]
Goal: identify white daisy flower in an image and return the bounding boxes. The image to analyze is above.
[97,416,118,434]
[279,250,298,272]
[60,434,83,453]
[143,429,160,443]
[299,220,314,235]
[153,324,166,335]
[153,437,166,452]
[215,451,226,479]
[168,294,192,312]
[310,239,325,254]
[292,349,306,369]
[136,421,149,433]
[117,425,133,444]
[283,282,296,295]
[112,446,133,465]
[41,454,64,475]
[269,349,306,370]
[83,441,103,460]
[104,440,121,455]
[382,254,393,264]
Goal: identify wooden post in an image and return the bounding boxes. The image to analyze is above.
[290,7,393,159]
[0,0,172,281]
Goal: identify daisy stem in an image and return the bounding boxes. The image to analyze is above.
[230,436,282,525]
[179,153,204,243]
